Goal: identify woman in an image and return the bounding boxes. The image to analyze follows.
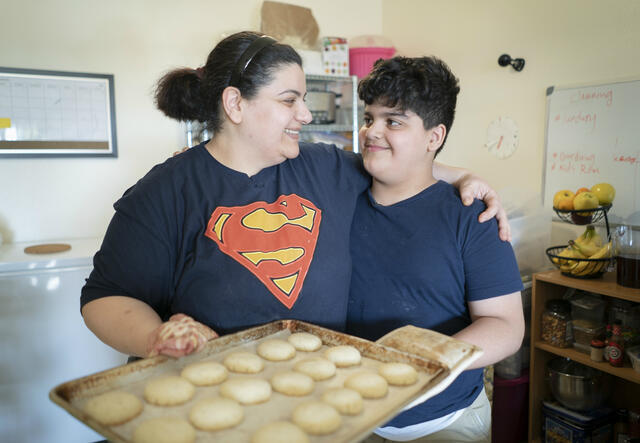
[81,31,508,359]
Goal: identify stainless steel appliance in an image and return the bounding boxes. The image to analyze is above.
[306,90,337,124]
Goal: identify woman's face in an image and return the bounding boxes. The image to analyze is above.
[241,63,312,166]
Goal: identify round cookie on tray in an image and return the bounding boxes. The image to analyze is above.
[378,362,418,386]
[293,357,336,381]
[189,397,244,431]
[251,420,310,443]
[83,390,143,426]
[344,371,389,399]
[292,401,342,435]
[180,360,228,386]
[132,417,196,443]
[223,351,265,373]
[220,377,272,405]
[257,339,296,361]
[270,371,315,396]
[324,345,361,367]
[321,387,363,415]
[143,376,195,406]
[287,332,322,352]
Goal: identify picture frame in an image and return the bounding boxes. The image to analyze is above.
[0,67,117,157]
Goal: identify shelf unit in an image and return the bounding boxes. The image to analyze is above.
[529,269,640,442]
[302,74,359,153]
[185,74,360,152]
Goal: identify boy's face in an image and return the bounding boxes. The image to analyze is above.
[359,102,440,188]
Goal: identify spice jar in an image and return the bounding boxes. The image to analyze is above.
[590,339,605,362]
[541,299,572,347]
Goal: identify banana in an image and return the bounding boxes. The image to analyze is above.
[589,241,612,260]
[552,246,571,265]
[567,241,591,275]
[573,225,603,257]
[572,261,597,277]
[557,243,585,274]
[570,241,612,277]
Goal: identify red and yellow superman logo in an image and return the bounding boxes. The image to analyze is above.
[205,195,322,309]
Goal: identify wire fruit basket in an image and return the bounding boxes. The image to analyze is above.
[545,245,613,279]
[553,204,612,226]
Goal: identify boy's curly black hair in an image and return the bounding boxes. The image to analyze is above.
[358,56,460,157]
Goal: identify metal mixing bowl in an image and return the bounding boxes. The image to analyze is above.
[547,357,612,411]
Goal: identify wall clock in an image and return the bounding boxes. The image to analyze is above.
[484,116,519,159]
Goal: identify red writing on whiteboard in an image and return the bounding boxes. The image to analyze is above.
[550,151,600,175]
[570,89,613,107]
[613,155,639,165]
[553,112,597,130]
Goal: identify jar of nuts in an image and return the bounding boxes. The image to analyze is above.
[542,299,572,347]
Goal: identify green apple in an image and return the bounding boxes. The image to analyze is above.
[573,191,599,210]
[590,182,615,206]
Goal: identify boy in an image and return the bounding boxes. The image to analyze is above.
[347,56,524,442]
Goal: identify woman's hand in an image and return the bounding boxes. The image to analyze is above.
[146,314,218,358]
[457,173,511,242]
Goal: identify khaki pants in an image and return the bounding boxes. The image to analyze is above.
[361,389,491,443]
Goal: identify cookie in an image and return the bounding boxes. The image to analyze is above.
[257,339,296,361]
[321,387,363,415]
[251,421,310,443]
[132,417,195,443]
[292,401,342,435]
[223,351,265,373]
[220,377,272,405]
[143,376,195,406]
[293,357,336,381]
[324,345,361,367]
[378,362,418,386]
[344,371,388,399]
[181,360,228,386]
[287,332,322,352]
[270,371,315,396]
[189,397,243,431]
[83,390,143,426]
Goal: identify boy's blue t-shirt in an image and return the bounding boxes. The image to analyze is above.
[347,181,523,427]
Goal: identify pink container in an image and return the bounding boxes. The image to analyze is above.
[492,369,529,443]
[349,46,396,78]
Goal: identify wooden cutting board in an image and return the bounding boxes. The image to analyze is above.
[24,243,71,254]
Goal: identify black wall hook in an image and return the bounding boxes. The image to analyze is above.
[498,54,525,72]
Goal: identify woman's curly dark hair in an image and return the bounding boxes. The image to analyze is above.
[154,31,302,134]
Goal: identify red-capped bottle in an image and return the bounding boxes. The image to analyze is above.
[608,321,625,367]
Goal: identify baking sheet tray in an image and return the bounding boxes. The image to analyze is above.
[50,320,482,442]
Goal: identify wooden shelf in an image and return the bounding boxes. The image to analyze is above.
[534,269,640,302]
[534,341,640,383]
[528,269,640,442]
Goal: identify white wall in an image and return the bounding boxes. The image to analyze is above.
[5,0,638,245]
[382,0,640,209]
[0,0,383,244]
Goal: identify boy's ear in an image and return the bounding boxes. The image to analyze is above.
[427,124,447,152]
[221,86,243,124]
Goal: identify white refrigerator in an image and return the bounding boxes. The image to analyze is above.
[0,238,127,443]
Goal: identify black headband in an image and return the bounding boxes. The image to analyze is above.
[229,35,277,87]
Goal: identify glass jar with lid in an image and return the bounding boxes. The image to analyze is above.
[541,299,572,347]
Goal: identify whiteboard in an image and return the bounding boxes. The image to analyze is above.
[543,78,640,226]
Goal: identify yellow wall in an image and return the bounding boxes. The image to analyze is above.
[382,0,640,204]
